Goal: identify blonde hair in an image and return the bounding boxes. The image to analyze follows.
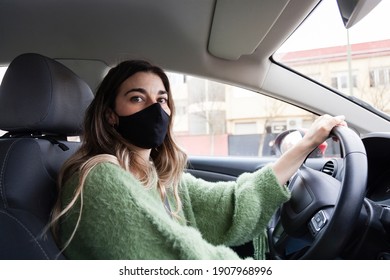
[50,60,188,253]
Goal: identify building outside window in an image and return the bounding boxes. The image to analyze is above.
[370,67,390,87]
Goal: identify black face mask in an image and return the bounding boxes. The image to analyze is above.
[115,103,170,149]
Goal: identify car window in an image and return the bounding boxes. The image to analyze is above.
[168,72,340,158]
[0,66,340,158]
[0,67,6,80]
[0,67,6,136]
[274,0,390,117]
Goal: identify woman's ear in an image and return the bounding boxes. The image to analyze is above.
[106,108,118,126]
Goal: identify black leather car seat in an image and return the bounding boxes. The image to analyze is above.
[0,53,94,259]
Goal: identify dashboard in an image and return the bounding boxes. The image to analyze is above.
[350,132,390,259]
[363,133,390,207]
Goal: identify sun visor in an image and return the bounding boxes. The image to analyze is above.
[208,0,289,60]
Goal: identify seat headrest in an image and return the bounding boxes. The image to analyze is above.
[0,53,94,135]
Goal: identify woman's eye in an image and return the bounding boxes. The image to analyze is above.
[130,96,143,103]
[158,97,168,104]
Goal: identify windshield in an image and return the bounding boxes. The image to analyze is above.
[275,0,390,116]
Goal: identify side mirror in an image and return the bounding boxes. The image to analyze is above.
[274,129,329,158]
[337,0,382,28]
[274,129,305,155]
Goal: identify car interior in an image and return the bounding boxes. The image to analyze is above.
[1,0,390,260]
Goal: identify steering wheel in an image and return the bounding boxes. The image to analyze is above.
[268,126,367,259]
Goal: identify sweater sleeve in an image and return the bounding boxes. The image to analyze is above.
[180,165,291,248]
[60,162,244,260]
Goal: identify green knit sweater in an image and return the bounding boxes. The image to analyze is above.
[60,162,290,260]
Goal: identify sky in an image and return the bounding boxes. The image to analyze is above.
[278,0,390,53]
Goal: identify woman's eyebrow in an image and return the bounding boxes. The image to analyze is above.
[158,90,168,95]
[124,88,168,96]
[124,88,147,95]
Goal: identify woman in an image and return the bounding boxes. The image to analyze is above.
[50,60,346,259]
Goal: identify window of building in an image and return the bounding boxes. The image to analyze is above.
[330,71,357,91]
[369,67,390,87]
